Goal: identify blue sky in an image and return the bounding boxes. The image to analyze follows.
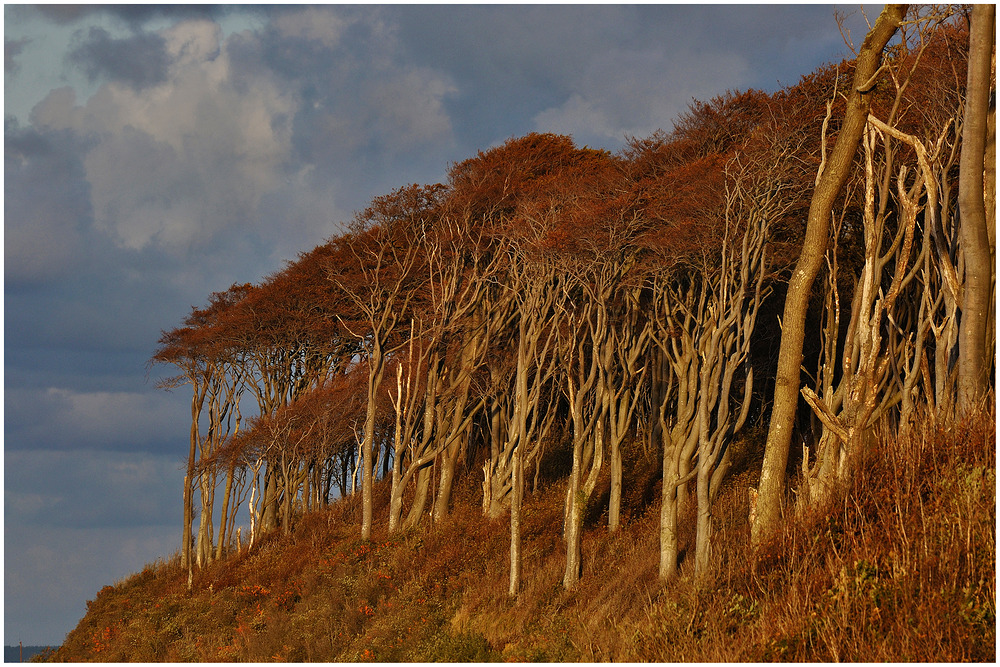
[5,3,882,646]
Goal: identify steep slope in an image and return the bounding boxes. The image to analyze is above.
[48,411,994,662]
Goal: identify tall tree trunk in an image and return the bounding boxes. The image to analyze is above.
[508,448,524,597]
[361,339,385,541]
[753,4,907,544]
[215,464,235,560]
[608,442,623,531]
[957,3,996,416]
[659,428,682,579]
[181,394,198,571]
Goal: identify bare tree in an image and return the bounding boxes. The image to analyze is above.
[330,194,431,541]
[754,5,907,544]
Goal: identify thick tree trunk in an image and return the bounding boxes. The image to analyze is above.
[957,3,996,416]
[753,4,907,545]
[404,464,433,529]
[659,436,681,580]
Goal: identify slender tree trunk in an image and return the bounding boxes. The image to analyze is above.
[694,453,713,579]
[608,441,622,531]
[563,463,583,589]
[261,466,279,532]
[196,470,213,567]
[509,449,523,597]
[957,3,996,416]
[434,438,460,522]
[361,339,385,541]
[753,4,907,544]
[181,385,204,571]
[215,464,235,560]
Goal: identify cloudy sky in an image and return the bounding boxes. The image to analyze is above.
[5,3,882,646]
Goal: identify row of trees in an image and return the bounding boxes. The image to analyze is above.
[153,5,994,593]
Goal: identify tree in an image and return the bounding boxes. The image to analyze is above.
[753,4,907,545]
[796,9,969,503]
[957,3,996,416]
[152,284,251,573]
[330,185,439,541]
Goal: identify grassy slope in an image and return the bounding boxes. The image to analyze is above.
[49,413,995,662]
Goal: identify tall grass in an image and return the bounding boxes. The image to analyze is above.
[48,408,994,662]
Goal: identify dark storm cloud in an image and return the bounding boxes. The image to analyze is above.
[36,3,231,27]
[6,37,29,74]
[68,27,171,89]
[6,450,182,528]
[5,118,95,286]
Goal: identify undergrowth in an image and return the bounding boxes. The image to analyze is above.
[47,411,994,662]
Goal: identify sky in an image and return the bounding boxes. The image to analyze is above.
[5,3,884,646]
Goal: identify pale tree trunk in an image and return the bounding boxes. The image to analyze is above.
[800,118,925,502]
[690,201,766,579]
[335,238,422,542]
[648,346,689,580]
[181,383,206,571]
[606,287,650,532]
[403,356,441,530]
[561,294,606,589]
[754,4,907,545]
[261,467,280,532]
[215,463,235,560]
[508,448,524,597]
[360,338,385,542]
[653,150,784,578]
[388,332,440,531]
[957,3,996,416]
[652,287,701,579]
[485,260,559,519]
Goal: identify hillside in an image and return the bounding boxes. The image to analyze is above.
[48,411,994,662]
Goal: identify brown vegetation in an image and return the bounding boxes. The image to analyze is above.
[48,407,993,662]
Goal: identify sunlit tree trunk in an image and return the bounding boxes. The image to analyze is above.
[957,3,996,416]
[754,4,907,544]
[561,294,606,589]
[508,447,524,597]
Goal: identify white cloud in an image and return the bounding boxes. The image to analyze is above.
[161,17,221,65]
[30,19,294,254]
[533,93,616,142]
[24,11,461,263]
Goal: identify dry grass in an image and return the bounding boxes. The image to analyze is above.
[47,409,994,662]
